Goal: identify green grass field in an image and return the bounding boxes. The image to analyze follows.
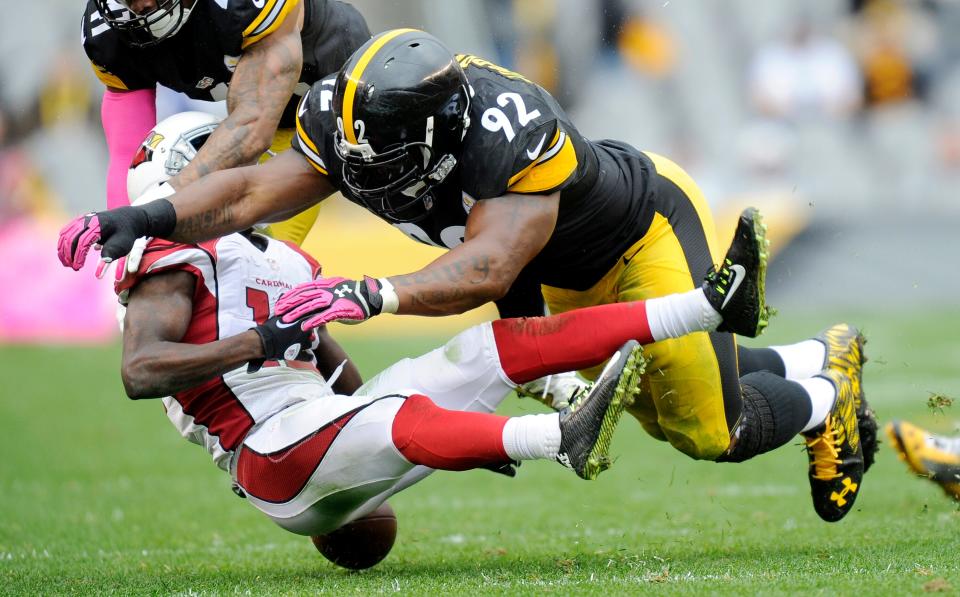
[3,309,960,595]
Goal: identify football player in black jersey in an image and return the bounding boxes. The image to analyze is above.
[60,29,878,522]
[83,0,369,243]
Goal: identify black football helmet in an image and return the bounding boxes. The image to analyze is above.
[92,0,194,47]
[332,29,472,223]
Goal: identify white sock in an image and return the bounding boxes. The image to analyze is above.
[771,340,826,380]
[502,413,561,460]
[797,376,837,432]
[646,288,722,342]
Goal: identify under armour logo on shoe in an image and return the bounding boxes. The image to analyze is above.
[334,284,353,298]
[830,477,859,507]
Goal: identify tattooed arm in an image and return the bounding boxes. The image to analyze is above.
[166,149,335,242]
[169,2,304,189]
[388,192,560,316]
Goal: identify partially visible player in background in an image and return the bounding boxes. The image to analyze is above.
[83,0,370,244]
[112,112,770,550]
[887,420,960,501]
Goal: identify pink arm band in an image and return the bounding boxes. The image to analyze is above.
[102,88,156,209]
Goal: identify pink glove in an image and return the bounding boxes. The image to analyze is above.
[57,214,101,271]
[275,276,386,329]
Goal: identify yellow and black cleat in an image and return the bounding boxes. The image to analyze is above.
[886,420,960,501]
[803,366,864,522]
[816,324,878,472]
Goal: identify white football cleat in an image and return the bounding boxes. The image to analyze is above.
[516,371,589,411]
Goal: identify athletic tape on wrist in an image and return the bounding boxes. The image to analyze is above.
[142,198,177,238]
[378,278,399,314]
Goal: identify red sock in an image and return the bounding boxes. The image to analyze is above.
[391,394,510,470]
[492,301,652,384]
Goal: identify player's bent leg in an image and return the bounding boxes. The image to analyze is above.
[356,322,515,415]
[716,372,813,464]
[240,364,642,536]
[357,298,717,422]
[389,344,643,480]
[236,391,522,536]
[612,212,740,461]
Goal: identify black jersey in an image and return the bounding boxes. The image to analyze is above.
[82,0,369,124]
[292,55,656,291]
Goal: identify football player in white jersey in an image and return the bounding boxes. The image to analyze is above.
[113,113,771,543]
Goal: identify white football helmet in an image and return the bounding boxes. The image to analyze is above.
[127,111,221,203]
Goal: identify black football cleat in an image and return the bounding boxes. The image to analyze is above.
[886,420,960,501]
[702,207,772,338]
[816,323,878,472]
[556,341,644,480]
[803,367,864,522]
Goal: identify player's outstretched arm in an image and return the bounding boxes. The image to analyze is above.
[170,2,304,189]
[272,192,560,328]
[389,192,560,315]
[168,150,334,241]
[57,150,334,270]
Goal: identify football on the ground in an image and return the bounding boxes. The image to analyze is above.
[311,502,397,570]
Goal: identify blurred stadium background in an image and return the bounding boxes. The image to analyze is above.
[3,1,960,592]
[3,0,959,342]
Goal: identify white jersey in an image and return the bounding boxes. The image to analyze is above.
[116,232,329,471]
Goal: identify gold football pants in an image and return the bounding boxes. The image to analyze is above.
[260,129,322,246]
[541,152,740,460]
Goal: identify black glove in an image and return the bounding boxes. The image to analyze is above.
[249,314,318,373]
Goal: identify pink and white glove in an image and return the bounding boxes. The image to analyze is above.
[57,214,101,271]
[275,276,398,329]
[57,202,174,273]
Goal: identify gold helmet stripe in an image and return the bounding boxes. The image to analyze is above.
[342,28,418,144]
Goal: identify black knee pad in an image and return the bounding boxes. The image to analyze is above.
[717,371,811,463]
[737,347,787,377]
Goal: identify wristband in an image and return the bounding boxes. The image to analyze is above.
[378,277,399,314]
[141,198,178,238]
